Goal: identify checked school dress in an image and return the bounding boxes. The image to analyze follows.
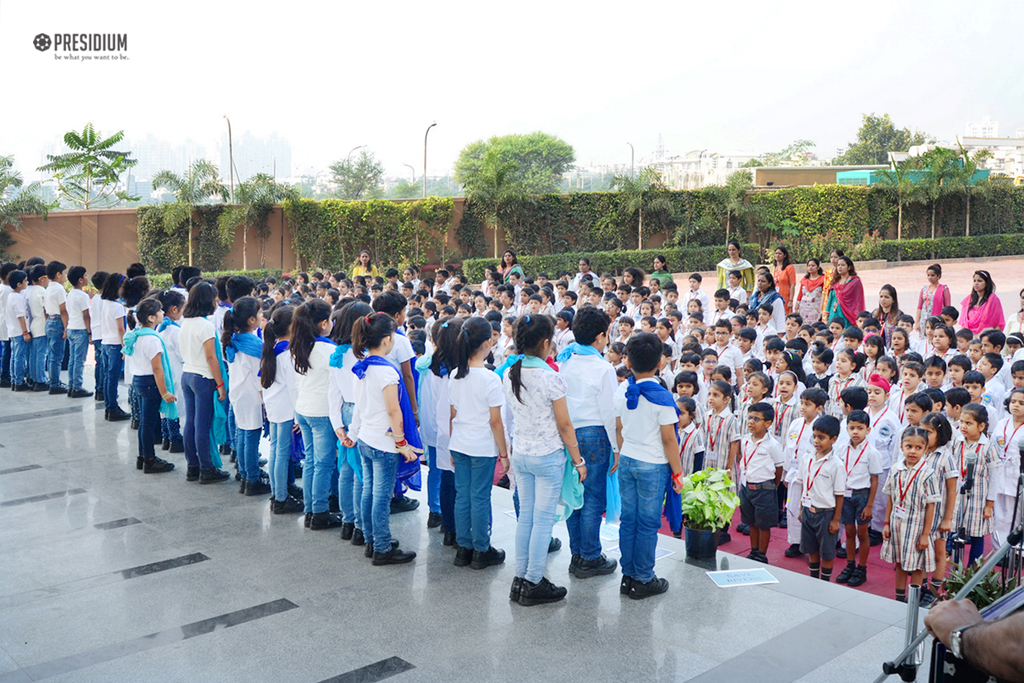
[952,437,1000,538]
[926,446,960,540]
[678,422,706,475]
[826,373,865,419]
[703,408,740,470]
[881,459,941,572]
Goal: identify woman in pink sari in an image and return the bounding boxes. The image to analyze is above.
[961,270,1005,335]
[823,256,865,328]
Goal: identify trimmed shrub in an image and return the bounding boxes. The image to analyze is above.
[147,269,284,290]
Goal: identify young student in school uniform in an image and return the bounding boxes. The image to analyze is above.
[796,415,846,581]
[99,273,130,419]
[889,360,924,425]
[771,371,800,525]
[26,265,49,390]
[919,412,958,608]
[157,290,185,452]
[5,270,30,390]
[962,370,995,436]
[261,304,304,515]
[614,332,685,599]
[88,271,108,402]
[864,374,900,545]
[977,353,1006,426]
[834,410,882,587]
[783,388,826,557]
[738,402,785,563]
[738,372,771,435]
[64,266,93,398]
[827,349,866,418]
[991,388,1024,548]
[222,297,268,496]
[43,261,68,392]
[676,396,705,475]
[952,404,1001,567]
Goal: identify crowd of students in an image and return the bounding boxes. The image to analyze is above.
[1,245,1021,608]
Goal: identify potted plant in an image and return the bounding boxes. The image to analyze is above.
[680,469,741,560]
[942,558,1018,609]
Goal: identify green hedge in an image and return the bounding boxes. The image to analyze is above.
[136,205,233,273]
[147,269,284,290]
[865,234,1024,262]
[462,243,761,282]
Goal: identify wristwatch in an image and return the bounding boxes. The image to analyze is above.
[949,623,978,660]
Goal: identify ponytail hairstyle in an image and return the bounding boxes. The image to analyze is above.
[430,316,463,377]
[331,301,373,346]
[260,304,295,389]
[453,317,492,379]
[837,347,866,373]
[710,379,736,413]
[747,371,773,396]
[351,312,396,359]
[900,426,929,448]
[291,298,333,374]
[779,351,806,384]
[159,289,185,315]
[222,296,261,351]
[100,272,125,302]
[121,276,152,329]
[135,299,163,328]
[509,314,555,404]
[920,411,953,449]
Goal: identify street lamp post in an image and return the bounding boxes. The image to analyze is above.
[627,142,635,179]
[424,122,437,198]
[347,145,366,160]
[403,163,416,183]
[223,116,234,204]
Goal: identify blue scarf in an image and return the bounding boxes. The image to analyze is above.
[315,336,336,346]
[749,287,781,312]
[329,343,352,369]
[122,327,178,421]
[224,331,262,363]
[624,377,683,533]
[157,318,179,333]
[273,340,289,356]
[494,353,549,378]
[555,342,602,364]
[351,355,423,452]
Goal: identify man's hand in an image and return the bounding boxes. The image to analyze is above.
[925,599,983,648]
[828,519,840,534]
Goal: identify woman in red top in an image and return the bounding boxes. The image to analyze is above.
[773,246,796,313]
[913,264,951,331]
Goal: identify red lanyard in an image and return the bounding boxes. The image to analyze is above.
[845,443,866,477]
[775,402,791,437]
[707,414,726,451]
[794,421,808,450]
[741,437,763,472]
[896,458,927,506]
[871,407,889,428]
[805,456,828,494]
[679,428,696,458]
[1002,421,1024,459]
[958,441,983,479]
[836,375,855,395]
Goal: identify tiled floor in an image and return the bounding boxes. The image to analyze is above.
[0,382,931,682]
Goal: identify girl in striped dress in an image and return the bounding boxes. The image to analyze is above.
[675,396,706,475]
[920,413,960,604]
[827,349,866,418]
[703,380,740,471]
[738,372,771,435]
[952,404,1001,567]
[882,427,940,603]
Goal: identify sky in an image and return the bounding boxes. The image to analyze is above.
[3,0,1023,182]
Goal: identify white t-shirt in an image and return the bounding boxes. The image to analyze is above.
[44,281,66,316]
[28,286,46,337]
[449,367,505,458]
[293,340,334,417]
[89,294,105,336]
[66,289,90,331]
[351,362,401,453]
[385,332,415,370]
[738,433,784,485]
[160,322,184,401]
[0,283,9,341]
[613,378,678,465]
[328,349,358,431]
[100,299,126,345]
[502,367,568,458]
[125,334,162,377]
[180,317,216,378]
[263,345,298,423]
[228,351,263,430]
[5,287,27,338]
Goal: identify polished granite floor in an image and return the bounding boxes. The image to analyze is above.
[0,382,930,683]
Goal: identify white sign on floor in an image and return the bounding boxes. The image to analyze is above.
[706,568,778,588]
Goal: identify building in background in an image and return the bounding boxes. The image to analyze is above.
[219,131,291,182]
[966,116,999,138]
[651,150,758,189]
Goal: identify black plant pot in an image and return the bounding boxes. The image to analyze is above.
[684,525,720,560]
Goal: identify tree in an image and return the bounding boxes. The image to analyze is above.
[753,140,817,167]
[613,167,674,250]
[329,150,385,200]
[219,174,299,269]
[876,156,924,244]
[920,147,960,240]
[950,141,993,237]
[1,155,52,260]
[836,113,934,165]
[454,132,575,195]
[38,123,138,209]
[461,150,529,258]
[152,160,229,266]
[722,170,753,243]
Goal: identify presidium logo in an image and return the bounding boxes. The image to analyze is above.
[33,32,129,60]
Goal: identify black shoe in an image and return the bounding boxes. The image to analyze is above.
[219,444,232,456]
[372,548,416,566]
[272,496,304,514]
[390,496,420,514]
[11,383,29,392]
[130,418,139,430]
[185,467,201,482]
[518,577,567,606]
[672,530,682,539]
[105,407,131,422]
[427,511,443,528]
[351,528,365,546]
[289,485,304,500]
[48,383,68,395]
[366,540,399,558]
[620,575,634,595]
[868,529,883,547]
[136,455,144,470]
[509,577,523,602]
[68,388,92,398]
[340,522,355,540]
[304,513,312,528]
[779,515,788,529]
[230,449,237,462]
[239,479,247,494]
[548,537,562,553]
[245,480,272,497]
[328,495,340,513]
[443,531,456,546]
[737,523,750,536]
[919,588,937,608]
[143,457,175,474]
[569,554,618,578]
[32,382,49,391]
[470,547,506,570]
[847,566,867,587]
[162,438,170,451]
[168,441,184,454]
[784,543,803,558]
[453,546,474,567]
[750,551,769,564]
[836,562,856,584]
[0,379,10,388]
[718,532,732,545]
[836,545,847,559]
[629,576,669,600]
[94,390,104,402]
[199,468,230,483]
[310,512,344,530]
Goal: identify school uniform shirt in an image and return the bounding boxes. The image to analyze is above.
[212,303,229,336]
[926,446,960,538]
[502,367,568,458]
[738,397,765,436]
[996,361,1012,393]
[678,422,705,474]
[350,362,401,453]
[44,281,66,318]
[553,327,575,354]
[983,378,1006,430]
[685,288,710,314]
[385,331,415,373]
[838,440,883,492]
[560,351,619,449]
[711,342,743,379]
[293,340,335,418]
[66,289,89,331]
[0,283,10,342]
[100,299,126,346]
[796,450,846,509]
[4,289,27,338]
[738,433,784,485]
[89,294,104,339]
[160,322,184,403]
[727,285,748,306]
[952,436,1000,537]
[707,308,730,328]
[327,347,358,431]
[771,395,799,443]
[228,347,263,430]
[448,367,506,458]
[867,406,900,470]
[881,458,940,572]
[992,417,1024,498]
[827,372,866,418]
[27,285,46,337]
[887,383,920,425]
[170,284,189,303]
[613,378,678,465]
[125,334,162,377]
[263,345,298,424]
[753,323,776,360]
[180,317,216,378]
[783,415,816,483]
[703,407,740,469]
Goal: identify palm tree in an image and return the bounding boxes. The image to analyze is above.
[152,160,228,266]
[219,174,298,269]
[37,123,137,209]
[952,140,993,237]
[723,169,753,243]
[461,150,528,258]
[920,148,959,240]
[876,156,922,244]
[0,155,51,231]
[614,167,673,250]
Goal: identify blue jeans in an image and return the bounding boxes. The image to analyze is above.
[181,372,215,470]
[296,413,336,514]
[29,335,47,384]
[235,426,262,482]
[93,339,106,393]
[566,426,612,560]
[512,449,565,584]
[338,402,362,527]
[10,336,28,385]
[66,329,89,391]
[133,375,161,460]
[452,451,497,552]
[45,317,65,387]
[440,468,456,533]
[0,338,10,382]
[225,402,236,450]
[269,420,294,502]
[618,455,670,583]
[426,445,442,514]
[102,344,122,410]
[358,440,401,554]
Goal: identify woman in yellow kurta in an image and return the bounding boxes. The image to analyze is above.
[351,250,380,278]
[715,240,755,292]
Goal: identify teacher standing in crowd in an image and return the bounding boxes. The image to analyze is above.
[823,255,864,328]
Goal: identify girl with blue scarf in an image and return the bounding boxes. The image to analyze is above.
[223,297,268,496]
[121,299,176,474]
[348,313,422,566]
[260,304,304,514]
